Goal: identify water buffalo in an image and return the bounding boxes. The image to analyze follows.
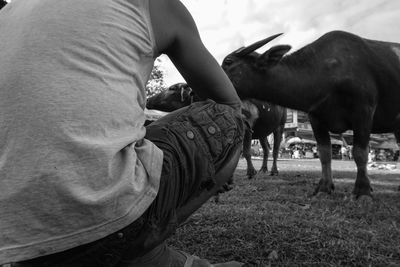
[221,31,400,198]
[147,83,202,112]
[147,83,287,179]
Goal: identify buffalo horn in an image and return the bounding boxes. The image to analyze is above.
[235,33,283,57]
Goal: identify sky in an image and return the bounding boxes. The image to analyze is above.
[160,0,400,85]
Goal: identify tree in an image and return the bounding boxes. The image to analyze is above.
[146,58,166,97]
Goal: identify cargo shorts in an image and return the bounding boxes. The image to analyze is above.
[126,100,245,256]
[13,100,244,267]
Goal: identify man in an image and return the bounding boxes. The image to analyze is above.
[340,146,348,160]
[0,0,244,266]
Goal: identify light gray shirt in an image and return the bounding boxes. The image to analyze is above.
[0,0,163,263]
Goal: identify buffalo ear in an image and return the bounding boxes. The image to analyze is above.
[257,45,292,67]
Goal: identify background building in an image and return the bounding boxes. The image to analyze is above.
[282,109,399,160]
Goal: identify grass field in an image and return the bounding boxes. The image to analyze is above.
[168,158,400,267]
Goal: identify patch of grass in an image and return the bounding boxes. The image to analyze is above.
[168,160,400,266]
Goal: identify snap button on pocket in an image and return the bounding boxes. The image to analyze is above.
[186,130,194,139]
[207,126,216,134]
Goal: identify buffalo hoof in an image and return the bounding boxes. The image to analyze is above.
[222,183,234,192]
[247,169,257,179]
[269,169,279,176]
[313,180,335,195]
[352,185,373,199]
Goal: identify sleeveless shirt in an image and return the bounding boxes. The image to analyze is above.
[0,0,163,263]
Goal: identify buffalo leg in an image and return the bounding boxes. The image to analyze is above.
[352,145,372,197]
[395,119,400,191]
[243,129,257,179]
[270,126,284,176]
[259,136,270,174]
[395,130,400,162]
[395,114,400,162]
[310,116,334,194]
[352,110,374,197]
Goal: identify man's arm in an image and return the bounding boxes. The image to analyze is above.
[149,0,241,108]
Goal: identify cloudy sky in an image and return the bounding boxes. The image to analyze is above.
[160,0,400,85]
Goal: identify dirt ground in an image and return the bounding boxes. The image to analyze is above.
[168,158,400,267]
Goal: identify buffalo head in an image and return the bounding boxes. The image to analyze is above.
[222,33,291,98]
[146,83,200,112]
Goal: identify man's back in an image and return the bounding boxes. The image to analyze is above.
[0,0,163,263]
